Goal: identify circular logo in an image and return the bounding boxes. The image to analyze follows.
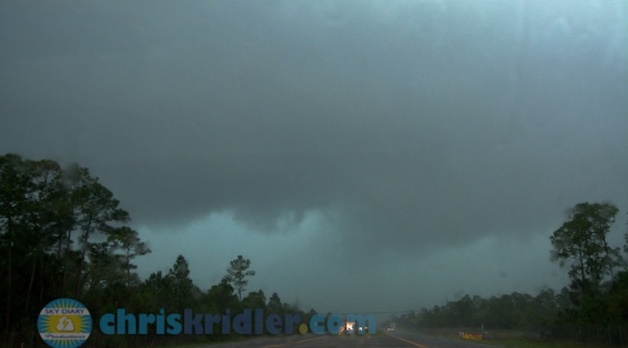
[37,298,92,348]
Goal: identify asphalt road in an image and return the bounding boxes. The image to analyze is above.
[208,330,499,348]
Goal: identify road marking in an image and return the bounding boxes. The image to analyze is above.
[385,332,429,348]
[296,335,328,345]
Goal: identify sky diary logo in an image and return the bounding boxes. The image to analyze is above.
[38,298,376,347]
[37,298,92,348]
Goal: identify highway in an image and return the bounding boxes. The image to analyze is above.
[207,330,499,348]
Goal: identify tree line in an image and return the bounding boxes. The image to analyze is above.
[396,202,628,345]
[0,154,310,348]
[397,289,565,332]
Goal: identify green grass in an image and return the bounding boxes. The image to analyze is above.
[152,337,244,348]
[477,337,626,348]
[154,341,237,348]
[415,328,627,348]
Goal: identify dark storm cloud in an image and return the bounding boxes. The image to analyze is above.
[1,0,627,255]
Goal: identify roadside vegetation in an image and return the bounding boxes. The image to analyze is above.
[396,202,628,346]
[490,338,616,348]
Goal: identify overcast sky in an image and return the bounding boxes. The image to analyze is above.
[1,0,627,315]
